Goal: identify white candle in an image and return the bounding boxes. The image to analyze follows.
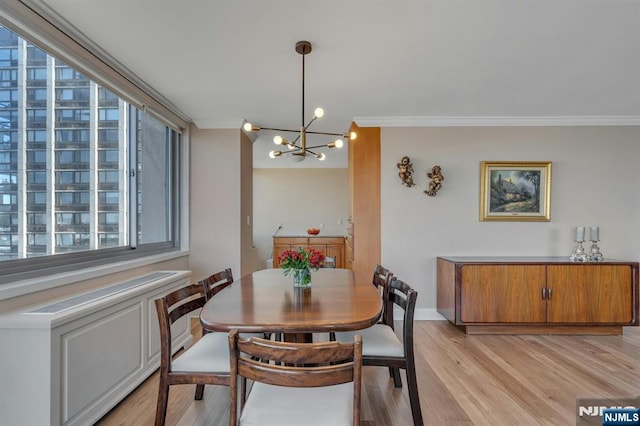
[590,226,599,241]
[576,226,585,241]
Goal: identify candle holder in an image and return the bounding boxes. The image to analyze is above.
[588,240,603,262]
[569,240,588,262]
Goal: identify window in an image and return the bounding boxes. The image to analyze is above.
[98,108,119,121]
[0,89,18,107]
[0,69,17,87]
[27,192,46,204]
[0,22,182,284]
[27,68,47,81]
[0,47,17,66]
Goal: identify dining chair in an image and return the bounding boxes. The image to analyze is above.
[228,329,363,426]
[200,269,267,339]
[372,264,394,324]
[322,256,336,268]
[334,277,422,426]
[199,268,234,306]
[154,284,230,426]
[329,264,392,342]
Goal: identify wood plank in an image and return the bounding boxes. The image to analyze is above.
[348,123,381,286]
[436,258,456,322]
[97,320,640,426]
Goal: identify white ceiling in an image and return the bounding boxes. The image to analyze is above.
[31,0,640,168]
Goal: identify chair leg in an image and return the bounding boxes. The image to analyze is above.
[194,384,205,400]
[154,380,169,426]
[391,367,402,387]
[405,363,423,426]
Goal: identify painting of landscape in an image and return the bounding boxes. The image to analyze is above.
[489,170,540,213]
[479,161,551,222]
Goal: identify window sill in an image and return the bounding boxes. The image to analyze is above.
[0,249,190,301]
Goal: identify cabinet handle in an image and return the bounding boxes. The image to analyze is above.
[541,288,548,299]
[547,288,552,299]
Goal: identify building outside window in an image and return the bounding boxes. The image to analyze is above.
[0,23,180,281]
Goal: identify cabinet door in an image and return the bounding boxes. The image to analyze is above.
[325,244,345,268]
[272,244,290,268]
[546,265,633,324]
[460,265,546,323]
[272,238,308,267]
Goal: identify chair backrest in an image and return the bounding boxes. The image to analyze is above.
[372,264,393,325]
[199,268,234,302]
[322,256,336,268]
[385,277,418,345]
[372,264,393,289]
[228,329,363,425]
[154,284,206,374]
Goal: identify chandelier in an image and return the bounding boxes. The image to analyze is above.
[243,41,356,162]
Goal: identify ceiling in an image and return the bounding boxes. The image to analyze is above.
[31,0,640,168]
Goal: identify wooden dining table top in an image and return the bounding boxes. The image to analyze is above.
[200,268,382,334]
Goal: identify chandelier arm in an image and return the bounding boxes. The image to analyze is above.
[253,126,300,133]
[260,41,348,161]
[306,143,335,150]
[304,130,348,137]
[303,116,318,130]
[301,43,306,129]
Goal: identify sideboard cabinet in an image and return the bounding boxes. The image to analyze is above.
[273,236,346,269]
[437,256,639,334]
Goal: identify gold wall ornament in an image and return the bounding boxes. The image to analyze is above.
[424,165,444,196]
[397,156,415,187]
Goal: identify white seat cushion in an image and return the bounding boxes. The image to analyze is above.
[239,381,354,426]
[171,331,229,373]
[239,332,269,338]
[335,324,404,358]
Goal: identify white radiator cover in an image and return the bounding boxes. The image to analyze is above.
[0,270,192,426]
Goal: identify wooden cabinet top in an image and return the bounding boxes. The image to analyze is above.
[438,256,638,266]
[274,235,346,240]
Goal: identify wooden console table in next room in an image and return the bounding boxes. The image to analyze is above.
[437,256,639,335]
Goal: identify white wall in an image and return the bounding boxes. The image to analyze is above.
[381,126,640,318]
[190,127,252,282]
[253,168,349,268]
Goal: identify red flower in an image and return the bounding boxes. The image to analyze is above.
[278,247,326,273]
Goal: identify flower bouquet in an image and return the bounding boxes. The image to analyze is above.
[277,247,325,287]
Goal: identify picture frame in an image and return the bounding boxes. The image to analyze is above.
[479,161,552,222]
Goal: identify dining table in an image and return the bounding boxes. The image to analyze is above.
[199,268,382,341]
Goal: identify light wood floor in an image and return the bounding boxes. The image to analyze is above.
[96,320,640,425]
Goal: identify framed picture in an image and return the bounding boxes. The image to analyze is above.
[480,161,552,222]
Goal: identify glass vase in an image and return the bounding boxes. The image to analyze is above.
[292,268,311,288]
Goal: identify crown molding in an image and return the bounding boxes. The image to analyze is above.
[354,115,640,127]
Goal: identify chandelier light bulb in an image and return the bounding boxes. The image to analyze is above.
[251,41,351,162]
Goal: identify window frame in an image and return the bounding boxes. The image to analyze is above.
[0,4,190,292]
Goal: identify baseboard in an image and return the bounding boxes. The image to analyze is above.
[412,308,447,321]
